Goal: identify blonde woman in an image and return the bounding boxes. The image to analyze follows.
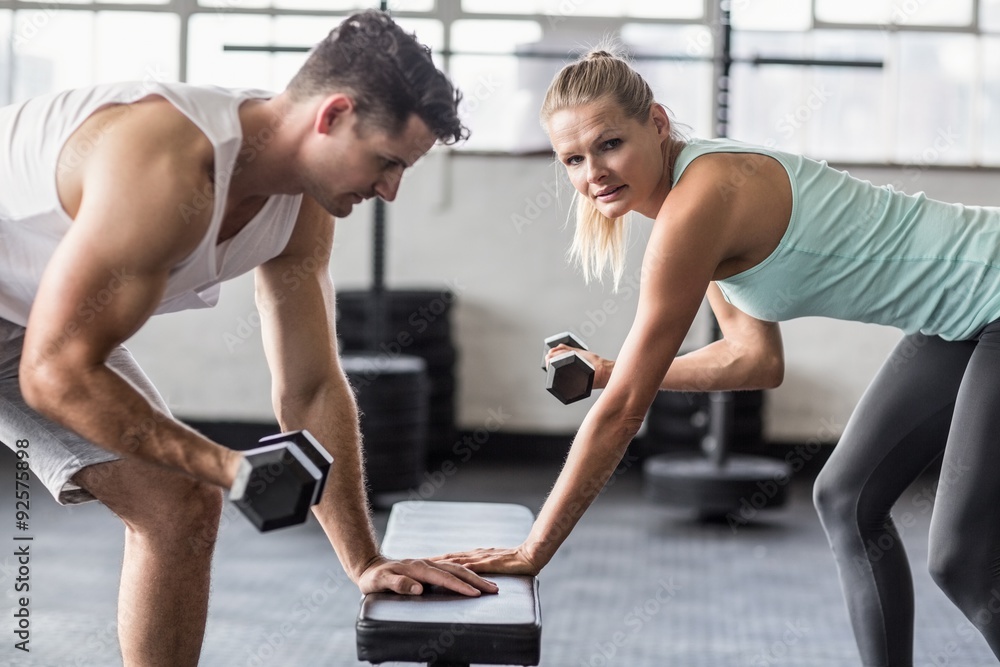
[441,49,1000,665]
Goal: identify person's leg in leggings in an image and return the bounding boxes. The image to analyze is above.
[927,322,1000,656]
[814,333,976,666]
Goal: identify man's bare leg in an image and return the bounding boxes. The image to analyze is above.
[73,457,223,667]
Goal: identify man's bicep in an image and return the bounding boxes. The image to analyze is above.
[23,157,209,369]
[23,221,171,370]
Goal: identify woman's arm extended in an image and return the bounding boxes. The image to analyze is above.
[551,283,784,393]
[438,156,748,574]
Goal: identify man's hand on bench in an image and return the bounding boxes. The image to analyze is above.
[358,555,500,596]
[432,545,541,576]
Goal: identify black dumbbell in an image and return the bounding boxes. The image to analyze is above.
[257,430,333,505]
[541,331,595,405]
[230,429,334,532]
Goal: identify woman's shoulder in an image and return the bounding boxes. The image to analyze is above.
[674,137,782,172]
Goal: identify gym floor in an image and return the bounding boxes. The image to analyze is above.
[0,444,994,667]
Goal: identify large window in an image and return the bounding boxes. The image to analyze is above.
[11,10,179,101]
[0,0,997,165]
[0,10,10,107]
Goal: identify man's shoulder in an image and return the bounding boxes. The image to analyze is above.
[89,98,215,178]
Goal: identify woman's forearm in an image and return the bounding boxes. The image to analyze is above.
[522,407,642,569]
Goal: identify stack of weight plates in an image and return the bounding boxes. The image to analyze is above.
[340,353,429,495]
[336,289,458,460]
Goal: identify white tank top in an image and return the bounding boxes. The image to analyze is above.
[0,81,303,326]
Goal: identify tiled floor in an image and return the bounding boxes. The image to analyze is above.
[0,445,995,666]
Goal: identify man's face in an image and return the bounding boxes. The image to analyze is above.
[303,103,437,218]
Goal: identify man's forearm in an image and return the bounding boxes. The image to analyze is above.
[22,362,238,487]
[277,376,380,583]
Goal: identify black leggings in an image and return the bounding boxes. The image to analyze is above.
[814,322,1000,666]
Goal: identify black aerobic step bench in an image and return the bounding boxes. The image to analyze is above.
[356,501,542,666]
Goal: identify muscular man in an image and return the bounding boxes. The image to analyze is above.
[0,10,495,666]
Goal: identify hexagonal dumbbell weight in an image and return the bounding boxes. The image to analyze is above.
[230,429,334,532]
[257,430,333,505]
[541,331,595,405]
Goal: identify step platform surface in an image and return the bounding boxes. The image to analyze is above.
[356,501,541,665]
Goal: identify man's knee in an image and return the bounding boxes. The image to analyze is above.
[131,478,224,561]
[76,460,224,543]
[139,477,223,533]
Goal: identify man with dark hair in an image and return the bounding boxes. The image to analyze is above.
[288,10,468,145]
[0,10,492,666]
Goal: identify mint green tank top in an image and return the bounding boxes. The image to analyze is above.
[672,138,1000,341]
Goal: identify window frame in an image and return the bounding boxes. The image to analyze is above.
[1,0,998,166]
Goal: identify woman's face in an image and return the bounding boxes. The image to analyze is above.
[546,98,671,220]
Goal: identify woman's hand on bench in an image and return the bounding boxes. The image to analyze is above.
[357,555,500,597]
[433,545,540,576]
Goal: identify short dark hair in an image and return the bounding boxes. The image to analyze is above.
[287,10,469,145]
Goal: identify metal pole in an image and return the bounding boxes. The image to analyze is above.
[367,0,390,352]
[704,0,735,466]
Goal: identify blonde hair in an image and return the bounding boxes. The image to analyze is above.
[541,46,679,290]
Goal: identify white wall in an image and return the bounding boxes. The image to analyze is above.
[125,155,1000,442]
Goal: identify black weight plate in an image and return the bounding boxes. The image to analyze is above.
[341,353,427,376]
[346,375,428,396]
[360,426,429,444]
[360,409,430,427]
[349,377,430,398]
[427,400,456,416]
[650,391,708,415]
[733,413,765,439]
[427,383,457,402]
[734,390,765,410]
[411,345,458,368]
[363,453,426,472]
[425,425,457,443]
[336,325,454,350]
[335,290,451,312]
[647,411,762,438]
[360,425,428,445]
[354,393,429,414]
[336,304,453,331]
[646,413,706,442]
[426,417,454,432]
[344,370,431,390]
[649,390,764,417]
[643,453,791,517]
[347,382,430,401]
[356,397,430,414]
[365,476,422,496]
[356,398,429,414]
[361,431,428,448]
[363,451,425,474]
[340,341,457,368]
[337,288,457,313]
[426,430,455,448]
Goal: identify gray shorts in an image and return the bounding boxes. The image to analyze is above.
[0,318,170,505]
